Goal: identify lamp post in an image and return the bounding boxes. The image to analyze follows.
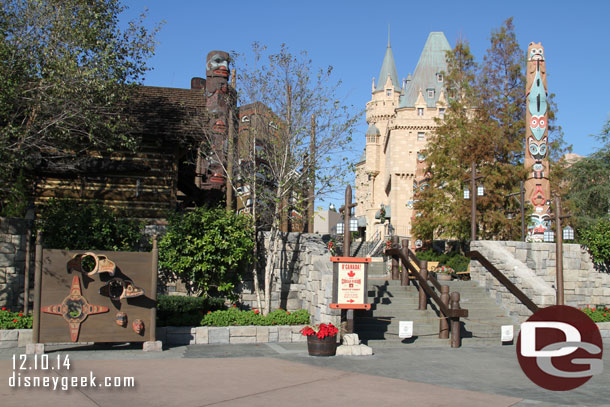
[507,181,526,241]
[464,162,484,241]
[339,185,357,257]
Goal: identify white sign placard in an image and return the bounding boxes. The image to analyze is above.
[399,321,413,338]
[337,262,365,306]
[501,325,514,342]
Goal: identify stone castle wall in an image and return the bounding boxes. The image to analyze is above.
[470,240,610,323]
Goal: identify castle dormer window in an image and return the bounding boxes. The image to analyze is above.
[437,73,443,82]
[427,89,435,99]
[386,89,392,96]
[417,108,424,116]
[439,108,446,118]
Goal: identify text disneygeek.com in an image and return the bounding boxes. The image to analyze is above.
[8,354,135,390]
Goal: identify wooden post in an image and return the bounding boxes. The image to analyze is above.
[450,292,461,348]
[439,286,450,339]
[150,234,159,342]
[555,196,564,306]
[32,231,43,343]
[401,239,410,286]
[418,260,428,310]
[471,162,477,241]
[23,227,32,314]
[520,181,526,242]
[391,236,400,280]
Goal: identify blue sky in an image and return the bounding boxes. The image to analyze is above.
[120,0,610,207]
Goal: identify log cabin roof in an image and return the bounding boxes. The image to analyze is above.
[129,86,207,140]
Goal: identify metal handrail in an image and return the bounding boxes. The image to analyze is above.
[386,246,468,318]
[466,250,539,314]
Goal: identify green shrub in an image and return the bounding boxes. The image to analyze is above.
[581,306,610,323]
[159,206,254,300]
[37,199,143,251]
[580,219,610,271]
[201,307,310,327]
[416,248,470,273]
[157,295,226,327]
[0,308,32,329]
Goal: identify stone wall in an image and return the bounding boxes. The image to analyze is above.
[0,218,33,310]
[239,232,340,326]
[470,240,610,323]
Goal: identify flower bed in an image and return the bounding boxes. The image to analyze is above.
[581,306,610,323]
[0,308,32,330]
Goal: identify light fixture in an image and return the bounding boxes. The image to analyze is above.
[349,217,358,232]
[336,221,344,235]
[477,185,484,196]
[543,230,555,242]
[329,203,336,211]
[563,226,574,241]
[463,188,470,199]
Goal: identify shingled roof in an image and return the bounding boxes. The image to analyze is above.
[129,86,207,140]
[399,32,451,108]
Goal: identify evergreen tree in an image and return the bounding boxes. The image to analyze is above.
[565,119,610,231]
[413,18,528,242]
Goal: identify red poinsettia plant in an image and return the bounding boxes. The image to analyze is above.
[300,322,339,339]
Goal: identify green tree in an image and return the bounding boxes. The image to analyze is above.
[0,0,160,212]
[565,119,610,231]
[414,19,527,242]
[158,207,255,300]
[231,43,360,314]
[37,199,143,251]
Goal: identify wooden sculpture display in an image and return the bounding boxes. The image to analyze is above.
[33,239,158,345]
[524,42,551,242]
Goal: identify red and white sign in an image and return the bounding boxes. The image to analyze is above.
[337,262,365,305]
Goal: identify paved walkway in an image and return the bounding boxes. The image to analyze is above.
[0,340,609,407]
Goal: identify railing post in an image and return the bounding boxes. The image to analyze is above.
[391,236,400,280]
[450,292,461,348]
[439,286,450,339]
[401,239,410,286]
[418,260,428,310]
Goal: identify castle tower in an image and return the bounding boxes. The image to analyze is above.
[355,32,450,242]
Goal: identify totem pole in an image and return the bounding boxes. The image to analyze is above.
[524,43,551,241]
[201,50,231,188]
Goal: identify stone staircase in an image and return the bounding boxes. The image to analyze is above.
[355,276,516,348]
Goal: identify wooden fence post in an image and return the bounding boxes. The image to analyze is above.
[401,239,409,286]
[450,292,461,348]
[418,260,428,310]
[439,286,450,339]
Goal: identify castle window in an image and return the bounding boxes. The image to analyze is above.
[417,132,425,141]
[437,73,443,82]
[417,108,424,116]
[386,89,392,96]
[427,89,435,99]
[439,108,446,118]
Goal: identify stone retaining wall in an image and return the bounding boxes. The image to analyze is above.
[4,322,610,349]
[239,232,340,326]
[0,326,308,348]
[470,240,610,323]
[0,218,32,311]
